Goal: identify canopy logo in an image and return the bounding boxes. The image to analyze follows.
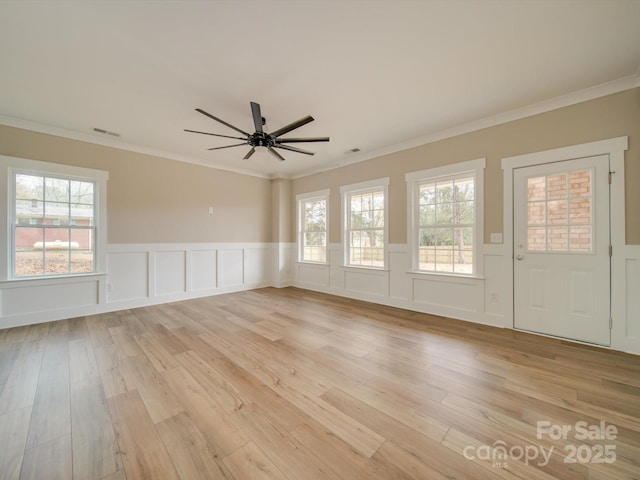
[463,420,617,469]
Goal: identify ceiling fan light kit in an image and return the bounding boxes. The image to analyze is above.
[185,102,330,161]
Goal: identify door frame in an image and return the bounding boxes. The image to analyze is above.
[501,136,627,348]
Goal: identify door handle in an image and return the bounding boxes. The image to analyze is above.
[516,254,524,261]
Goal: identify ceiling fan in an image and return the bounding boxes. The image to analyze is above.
[185,101,330,161]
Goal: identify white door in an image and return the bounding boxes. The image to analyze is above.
[513,155,610,345]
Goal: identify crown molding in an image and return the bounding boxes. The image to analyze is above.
[292,73,640,179]
[2,73,638,182]
[0,114,271,180]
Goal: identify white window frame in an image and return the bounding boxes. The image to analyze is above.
[296,189,329,264]
[406,158,485,277]
[341,177,389,269]
[0,155,108,281]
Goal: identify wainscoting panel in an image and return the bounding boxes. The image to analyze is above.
[155,250,187,296]
[296,262,331,289]
[190,249,217,292]
[218,249,244,288]
[612,245,640,354]
[107,251,148,302]
[244,247,271,285]
[0,275,105,328]
[343,268,388,298]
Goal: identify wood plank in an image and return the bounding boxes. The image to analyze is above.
[162,366,250,457]
[234,402,341,480]
[69,339,100,385]
[107,390,180,480]
[0,342,44,415]
[70,377,121,479]
[134,333,180,373]
[0,406,32,480]
[20,435,73,480]
[155,412,235,480]
[94,343,137,399]
[222,441,288,480]
[122,355,184,424]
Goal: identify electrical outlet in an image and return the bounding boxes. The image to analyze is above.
[490,292,499,303]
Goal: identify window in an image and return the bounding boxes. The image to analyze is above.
[0,155,108,280]
[341,178,388,268]
[406,158,485,275]
[297,190,329,263]
[526,169,592,253]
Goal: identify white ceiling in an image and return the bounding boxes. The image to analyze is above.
[1,1,639,179]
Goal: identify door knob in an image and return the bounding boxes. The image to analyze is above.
[516,254,524,261]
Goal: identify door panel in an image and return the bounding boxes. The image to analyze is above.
[513,155,610,345]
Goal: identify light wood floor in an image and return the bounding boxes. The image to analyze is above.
[1,287,639,480]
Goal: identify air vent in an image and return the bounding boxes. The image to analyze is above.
[93,127,120,137]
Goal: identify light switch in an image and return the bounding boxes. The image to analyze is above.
[490,233,503,244]
[208,207,214,214]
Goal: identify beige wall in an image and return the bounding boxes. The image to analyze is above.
[291,88,640,245]
[0,125,272,243]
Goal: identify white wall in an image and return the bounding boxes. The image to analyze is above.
[0,242,295,329]
[294,242,640,355]
[1,239,638,355]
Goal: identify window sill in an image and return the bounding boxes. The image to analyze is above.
[0,272,107,288]
[296,261,329,266]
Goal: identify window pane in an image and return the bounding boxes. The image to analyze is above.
[547,173,567,200]
[435,181,453,204]
[419,228,435,247]
[15,250,44,277]
[456,201,474,225]
[569,170,591,197]
[419,184,435,205]
[527,176,545,202]
[373,191,384,210]
[454,177,474,201]
[548,226,568,251]
[436,228,453,247]
[73,203,94,226]
[43,228,71,275]
[435,249,454,272]
[419,247,435,270]
[569,226,591,252]
[15,174,44,200]
[453,227,473,270]
[16,199,44,222]
[528,202,545,225]
[419,204,435,227]
[547,200,568,225]
[372,230,384,247]
[45,177,69,202]
[569,197,590,225]
[70,180,94,205]
[435,202,453,225]
[45,201,70,225]
[528,227,546,251]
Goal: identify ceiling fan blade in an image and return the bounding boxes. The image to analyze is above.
[243,147,256,160]
[268,147,285,161]
[250,102,263,134]
[207,143,247,151]
[184,129,246,140]
[273,144,314,156]
[196,108,250,136]
[275,137,330,143]
[269,115,314,138]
